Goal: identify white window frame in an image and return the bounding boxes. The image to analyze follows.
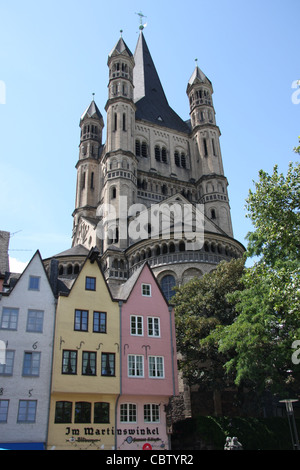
[120,403,137,423]
[147,317,160,337]
[130,315,143,336]
[148,356,164,378]
[144,403,160,423]
[128,354,144,378]
[141,283,151,297]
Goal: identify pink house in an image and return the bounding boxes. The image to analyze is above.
[115,262,179,450]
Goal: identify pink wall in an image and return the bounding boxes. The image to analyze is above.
[120,264,178,397]
[117,395,170,451]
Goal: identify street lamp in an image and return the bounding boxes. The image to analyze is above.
[279,399,300,450]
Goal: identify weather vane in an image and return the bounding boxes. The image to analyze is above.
[135,11,147,30]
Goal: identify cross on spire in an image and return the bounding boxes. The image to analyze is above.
[136,11,147,30]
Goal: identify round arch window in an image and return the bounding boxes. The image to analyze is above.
[161,275,176,302]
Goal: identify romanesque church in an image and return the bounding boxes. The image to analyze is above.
[51,29,244,299]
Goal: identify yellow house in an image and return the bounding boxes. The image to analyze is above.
[47,250,120,450]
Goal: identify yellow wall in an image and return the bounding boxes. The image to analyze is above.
[47,393,118,450]
[47,258,120,450]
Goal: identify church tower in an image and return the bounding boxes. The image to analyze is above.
[73,99,104,241]
[70,29,244,296]
[187,65,233,237]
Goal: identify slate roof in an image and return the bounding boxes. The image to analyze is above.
[80,100,103,123]
[109,37,133,58]
[51,244,89,258]
[188,65,212,87]
[133,32,190,134]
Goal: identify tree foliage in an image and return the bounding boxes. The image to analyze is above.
[217,161,300,395]
[174,158,300,399]
[173,258,245,388]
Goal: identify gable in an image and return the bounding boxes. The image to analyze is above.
[4,250,54,299]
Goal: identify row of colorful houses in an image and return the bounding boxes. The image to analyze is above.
[0,248,178,450]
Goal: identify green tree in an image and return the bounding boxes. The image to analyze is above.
[173,258,245,389]
[216,161,300,396]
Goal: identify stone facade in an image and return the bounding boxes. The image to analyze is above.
[71,31,244,299]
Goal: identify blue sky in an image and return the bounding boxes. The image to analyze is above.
[0,0,299,271]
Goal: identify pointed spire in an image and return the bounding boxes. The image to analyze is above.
[133,31,189,133]
[80,98,104,125]
[187,63,212,93]
[108,35,133,59]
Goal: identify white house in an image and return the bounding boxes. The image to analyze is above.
[0,251,56,449]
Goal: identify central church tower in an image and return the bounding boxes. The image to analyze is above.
[72,30,244,296]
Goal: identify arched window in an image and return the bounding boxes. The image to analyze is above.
[181,153,186,168]
[174,151,180,167]
[155,146,161,161]
[111,186,117,200]
[203,138,208,156]
[135,139,141,156]
[141,141,147,157]
[122,113,126,131]
[161,275,176,302]
[91,172,94,189]
[179,241,185,252]
[211,209,216,219]
[162,147,167,163]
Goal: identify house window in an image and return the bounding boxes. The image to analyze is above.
[128,355,144,377]
[130,315,143,336]
[0,307,18,330]
[101,353,115,376]
[149,356,164,378]
[85,276,96,291]
[93,311,106,333]
[26,310,44,333]
[28,276,40,291]
[142,283,151,297]
[75,402,91,423]
[17,400,37,423]
[147,317,160,337]
[0,350,14,376]
[94,402,110,424]
[120,403,137,423]
[144,404,160,423]
[62,350,77,374]
[55,401,72,423]
[22,352,41,376]
[74,310,88,331]
[0,400,9,423]
[82,352,97,376]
